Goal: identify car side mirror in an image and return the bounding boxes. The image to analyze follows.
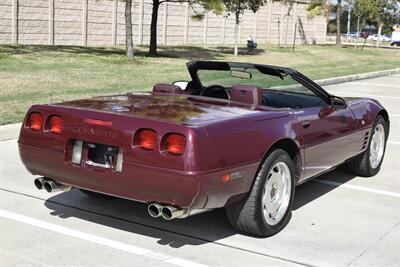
[330,96,346,109]
[172,81,189,90]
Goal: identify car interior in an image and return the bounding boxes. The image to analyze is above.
[152,63,328,109]
[153,82,326,109]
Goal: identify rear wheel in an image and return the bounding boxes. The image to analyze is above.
[347,115,388,177]
[226,149,295,236]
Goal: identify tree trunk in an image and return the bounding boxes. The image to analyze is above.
[376,22,383,48]
[234,12,239,57]
[149,0,159,56]
[336,0,342,47]
[125,0,134,58]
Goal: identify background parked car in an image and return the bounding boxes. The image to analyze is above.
[343,32,359,39]
[391,31,400,46]
[368,34,392,42]
[382,35,392,42]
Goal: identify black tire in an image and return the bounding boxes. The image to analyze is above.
[79,189,115,199]
[347,115,389,177]
[226,149,295,237]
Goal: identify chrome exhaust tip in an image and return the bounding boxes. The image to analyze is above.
[148,203,164,218]
[161,206,186,220]
[43,180,71,193]
[34,177,45,190]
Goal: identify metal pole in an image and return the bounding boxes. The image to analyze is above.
[278,19,280,48]
[293,21,297,52]
[112,0,117,45]
[347,6,351,43]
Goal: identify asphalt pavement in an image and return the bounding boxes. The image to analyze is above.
[1,75,399,267]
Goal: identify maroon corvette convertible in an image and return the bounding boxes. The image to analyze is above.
[18,61,389,236]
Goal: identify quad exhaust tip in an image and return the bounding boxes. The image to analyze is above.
[34,177,71,193]
[147,203,163,218]
[147,203,189,220]
[44,180,57,193]
[34,177,45,190]
[161,206,186,220]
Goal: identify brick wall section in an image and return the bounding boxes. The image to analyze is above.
[0,0,13,44]
[0,0,327,46]
[54,0,82,45]
[18,0,49,44]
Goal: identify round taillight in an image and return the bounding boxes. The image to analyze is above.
[137,129,157,150]
[27,112,42,131]
[165,133,186,155]
[48,116,63,134]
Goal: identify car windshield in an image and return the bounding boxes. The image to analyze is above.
[197,67,315,96]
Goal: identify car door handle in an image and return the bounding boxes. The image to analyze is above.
[302,121,311,129]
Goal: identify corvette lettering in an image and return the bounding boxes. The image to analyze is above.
[72,126,119,139]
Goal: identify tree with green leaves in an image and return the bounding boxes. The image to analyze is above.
[353,0,368,34]
[307,0,347,46]
[280,0,295,48]
[222,0,266,56]
[367,0,400,47]
[350,0,376,48]
[148,0,223,57]
[306,0,331,44]
[307,0,331,24]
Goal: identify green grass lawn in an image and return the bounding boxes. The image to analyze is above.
[0,44,399,125]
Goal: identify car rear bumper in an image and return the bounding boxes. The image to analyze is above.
[19,144,259,209]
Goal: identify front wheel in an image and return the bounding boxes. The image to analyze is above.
[347,115,388,177]
[226,149,295,237]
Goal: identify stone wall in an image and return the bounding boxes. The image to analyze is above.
[0,0,327,46]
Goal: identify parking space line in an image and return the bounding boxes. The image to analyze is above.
[349,82,400,89]
[328,91,400,100]
[390,114,400,117]
[0,188,315,267]
[383,76,400,79]
[314,180,400,198]
[0,209,208,267]
[388,141,400,145]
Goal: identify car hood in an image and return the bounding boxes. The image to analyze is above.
[57,93,288,126]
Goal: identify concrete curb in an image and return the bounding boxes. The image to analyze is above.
[1,68,399,142]
[0,123,21,142]
[315,68,400,87]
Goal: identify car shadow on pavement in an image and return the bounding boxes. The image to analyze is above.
[293,166,357,210]
[44,190,236,248]
[43,165,357,246]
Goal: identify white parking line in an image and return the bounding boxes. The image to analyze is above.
[349,82,400,89]
[329,91,400,100]
[388,141,400,145]
[383,76,400,79]
[314,179,400,198]
[0,209,208,267]
[390,114,400,117]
